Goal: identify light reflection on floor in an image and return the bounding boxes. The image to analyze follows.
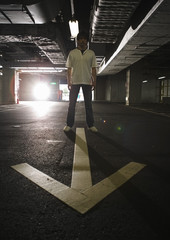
[20,101,52,117]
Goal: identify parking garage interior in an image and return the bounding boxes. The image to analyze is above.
[0,0,170,106]
[0,1,170,240]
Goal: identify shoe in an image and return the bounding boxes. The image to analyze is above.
[89,126,98,133]
[63,126,71,132]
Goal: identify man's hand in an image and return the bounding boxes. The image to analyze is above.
[92,67,96,91]
[67,67,72,90]
[91,84,95,91]
[68,83,72,90]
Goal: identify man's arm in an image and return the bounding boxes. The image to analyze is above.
[92,67,96,90]
[67,67,72,90]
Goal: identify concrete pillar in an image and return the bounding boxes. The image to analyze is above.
[15,71,20,103]
[96,76,106,101]
[125,69,130,105]
[105,78,111,101]
[128,67,143,105]
[0,72,2,104]
[110,71,126,103]
[1,68,17,104]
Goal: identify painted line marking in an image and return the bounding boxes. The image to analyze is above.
[82,162,145,205]
[47,140,63,143]
[129,106,170,118]
[11,161,146,214]
[71,128,92,191]
[11,128,146,214]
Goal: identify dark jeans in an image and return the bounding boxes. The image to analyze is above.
[66,84,94,128]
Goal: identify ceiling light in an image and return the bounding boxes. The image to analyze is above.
[69,0,79,38]
[158,76,166,80]
[69,17,79,38]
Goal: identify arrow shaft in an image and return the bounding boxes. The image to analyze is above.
[71,128,92,191]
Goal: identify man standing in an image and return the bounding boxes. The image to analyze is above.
[63,31,98,132]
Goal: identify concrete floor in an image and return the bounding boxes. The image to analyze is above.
[0,101,170,240]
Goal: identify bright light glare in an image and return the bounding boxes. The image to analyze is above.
[32,101,51,117]
[33,83,50,100]
[20,101,52,117]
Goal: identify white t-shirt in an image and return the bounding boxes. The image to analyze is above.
[66,48,97,85]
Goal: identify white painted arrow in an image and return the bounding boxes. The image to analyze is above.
[11,128,146,214]
[71,128,92,191]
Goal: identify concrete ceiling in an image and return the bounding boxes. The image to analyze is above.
[0,0,170,77]
[98,0,170,75]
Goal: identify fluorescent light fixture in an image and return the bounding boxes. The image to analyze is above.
[69,18,79,38]
[69,0,79,38]
[158,76,166,80]
[19,68,66,73]
[143,80,148,83]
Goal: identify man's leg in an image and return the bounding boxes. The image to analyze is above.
[82,85,94,127]
[66,85,80,127]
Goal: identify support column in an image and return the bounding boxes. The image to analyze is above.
[128,67,143,105]
[125,69,130,105]
[0,72,2,104]
[1,68,17,104]
[96,76,106,101]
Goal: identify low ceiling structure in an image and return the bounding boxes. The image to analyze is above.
[0,0,170,77]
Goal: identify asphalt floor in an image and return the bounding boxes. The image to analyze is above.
[0,101,170,240]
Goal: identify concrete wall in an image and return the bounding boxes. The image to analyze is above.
[141,77,160,103]
[96,71,126,103]
[0,74,2,104]
[130,60,162,104]
[1,68,16,104]
[96,57,162,104]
